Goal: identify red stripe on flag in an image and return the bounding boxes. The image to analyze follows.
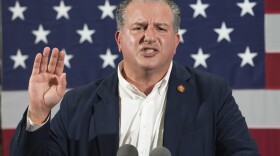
[265,0,280,13]
[1,129,15,156]
[249,129,280,156]
[265,53,280,89]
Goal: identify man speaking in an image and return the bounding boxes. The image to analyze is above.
[10,0,260,155]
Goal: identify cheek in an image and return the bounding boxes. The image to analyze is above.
[128,36,137,45]
[122,33,139,49]
[161,37,176,49]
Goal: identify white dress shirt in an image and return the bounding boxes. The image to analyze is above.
[118,61,172,156]
[27,61,173,156]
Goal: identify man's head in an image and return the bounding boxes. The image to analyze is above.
[115,0,181,75]
[116,0,181,32]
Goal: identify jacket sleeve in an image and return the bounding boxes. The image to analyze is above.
[215,79,260,156]
[10,92,70,156]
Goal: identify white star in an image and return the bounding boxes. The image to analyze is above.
[237,0,257,17]
[98,0,116,19]
[178,28,187,43]
[10,49,29,69]
[62,49,74,68]
[238,46,258,67]
[99,49,118,68]
[191,48,210,68]
[32,24,51,44]
[8,1,27,21]
[76,24,95,44]
[189,0,209,18]
[53,1,72,20]
[214,22,234,42]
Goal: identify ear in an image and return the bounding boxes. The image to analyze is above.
[175,32,180,46]
[173,32,181,54]
[115,31,122,52]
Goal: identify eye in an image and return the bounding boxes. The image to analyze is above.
[156,27,167,32]
[132,26,144,31]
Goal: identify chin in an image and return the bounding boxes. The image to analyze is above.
[139,63,160,71]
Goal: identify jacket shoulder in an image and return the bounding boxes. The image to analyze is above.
[60,72,118,111]
[183,65,226,85]
[66,71,117,98]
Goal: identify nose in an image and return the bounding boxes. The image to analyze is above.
[144,26,156,43]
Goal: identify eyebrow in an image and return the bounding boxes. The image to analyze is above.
[154,23,169,27]
[132,22,147,27]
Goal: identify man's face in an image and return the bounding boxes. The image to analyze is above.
[115,1,180,73]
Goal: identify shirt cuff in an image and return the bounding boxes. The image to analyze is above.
[26,110,50,132]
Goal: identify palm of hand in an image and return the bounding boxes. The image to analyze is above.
[28,47,66,122]
[29,73,62,110]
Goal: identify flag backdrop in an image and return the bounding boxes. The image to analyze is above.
[1,0,280,155]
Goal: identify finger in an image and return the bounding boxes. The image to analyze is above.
[31,53,42,76]
[40,47,51,73]
[47,48,59,74]
[57,73,67,98]
[55,51,65,76]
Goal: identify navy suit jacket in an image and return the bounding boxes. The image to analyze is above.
[10,62,260,156]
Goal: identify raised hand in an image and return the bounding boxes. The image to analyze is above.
[28,47,67,123]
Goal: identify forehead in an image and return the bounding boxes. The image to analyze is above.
[123,1,173,24]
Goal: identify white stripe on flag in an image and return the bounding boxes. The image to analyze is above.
[2,90,280,129]
[265,14,280,53]
[1,91,61,129]
[233,90,280,128]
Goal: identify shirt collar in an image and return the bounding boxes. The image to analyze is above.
[118,61,173,98]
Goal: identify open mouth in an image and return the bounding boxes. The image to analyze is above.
[144,48,156,53]
[140,48,158,57]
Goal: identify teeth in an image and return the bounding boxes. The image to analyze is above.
[144,49,155,53]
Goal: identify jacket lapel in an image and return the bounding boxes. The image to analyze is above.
[163,62,192,155]
[88,72,120,156]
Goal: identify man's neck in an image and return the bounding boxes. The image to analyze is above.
[121,64,170,95]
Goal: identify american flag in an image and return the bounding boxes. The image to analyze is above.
[1,0,280,155]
